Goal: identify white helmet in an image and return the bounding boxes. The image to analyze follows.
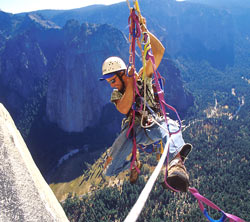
[100,56,126,81]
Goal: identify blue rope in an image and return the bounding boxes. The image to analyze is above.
[203,209,227,222]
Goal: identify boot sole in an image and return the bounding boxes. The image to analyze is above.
[165,172,189,192]
[180,143,192,161]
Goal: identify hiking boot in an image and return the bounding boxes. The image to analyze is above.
[130,161,142,184]
[162,156,189,192]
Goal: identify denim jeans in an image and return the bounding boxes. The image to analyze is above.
[105,117,185,176]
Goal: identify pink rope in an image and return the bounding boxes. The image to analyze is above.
[127,9,142,173]
[189,187,246,222]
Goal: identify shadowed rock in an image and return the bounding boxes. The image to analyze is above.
[0,103,69,222]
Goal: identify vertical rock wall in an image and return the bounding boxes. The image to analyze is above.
[0,103,69,222]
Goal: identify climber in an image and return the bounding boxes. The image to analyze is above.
[99,19,192,192]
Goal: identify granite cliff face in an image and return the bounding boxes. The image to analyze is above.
[0,13,128,132]
[0,103,69,221]
[46,20,128,132]
[0,13,60,118]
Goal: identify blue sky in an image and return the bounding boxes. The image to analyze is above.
[0,0,126,14]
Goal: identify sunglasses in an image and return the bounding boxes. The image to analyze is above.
[107,71,125,84]
[108,76,118,84]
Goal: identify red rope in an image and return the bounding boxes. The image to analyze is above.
[127,8,142,173]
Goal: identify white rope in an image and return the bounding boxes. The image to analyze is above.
[124,138,171,222]
[151,116,170,133]
[126,0,131,9]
